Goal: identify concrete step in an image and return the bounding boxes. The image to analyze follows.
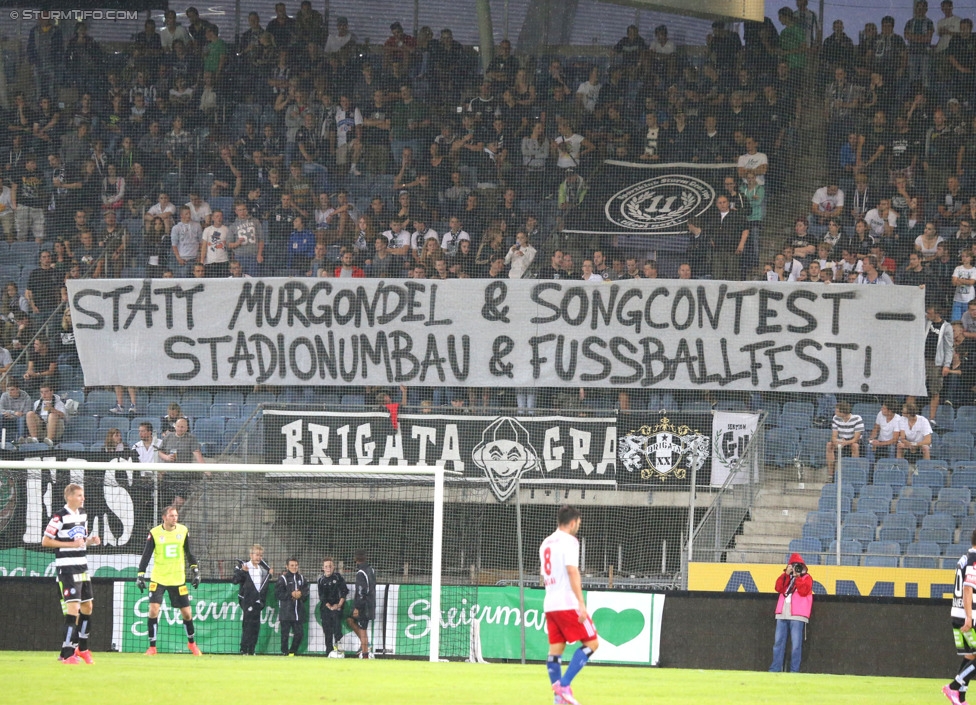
[741,519,811,536]
[749,507,815,524]
[753,491,822,511]
[732,534,798,549]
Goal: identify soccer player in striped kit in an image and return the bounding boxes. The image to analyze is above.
[42,483,101,664]
[540,505,599,705]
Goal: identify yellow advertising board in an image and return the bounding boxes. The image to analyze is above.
[689,563,955,599]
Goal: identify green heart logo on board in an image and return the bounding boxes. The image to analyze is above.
[591,608,645,646]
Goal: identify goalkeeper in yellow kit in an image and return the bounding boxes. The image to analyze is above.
[136,505,203,656]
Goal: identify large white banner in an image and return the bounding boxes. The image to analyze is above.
[710,411,761,487]
[66,278,927,394]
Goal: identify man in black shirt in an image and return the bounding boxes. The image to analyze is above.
[267,192,301,274]
[346,549,376,658]
[317,557,347,657]
[25,250,63,318]
[275,557,309,656]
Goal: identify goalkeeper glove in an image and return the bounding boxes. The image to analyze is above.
[136,573,147,592]
[190,565,200,588]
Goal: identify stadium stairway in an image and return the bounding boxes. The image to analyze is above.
[726,477,826,563]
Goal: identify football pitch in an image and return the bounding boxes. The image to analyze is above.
[0,652,945,704]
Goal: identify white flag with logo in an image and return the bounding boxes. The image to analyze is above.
[711,411,761,487]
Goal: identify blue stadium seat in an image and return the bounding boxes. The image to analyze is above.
[85,390,118,413]
[936,405,957,431]
[919,527,953,549]
[681,400,713,413]
[904,541,942,569]
[193,417,225,447]
[821,482,856,499]
[212,390,246,406]
[788,538,823,564]
[180,401,210,419]
[956,406,976,425]
[839,458,869,489]
[852,403,879,423]
[19,442,52,452]
[341,394,366,408]
[8,241,39,265]
[873,464,909,492]
[939,487,973,504]
[819,494,853,514]
[923,513,957,532]
[782,401,814,424]
[777,412,813,431]
[953,416,976,436]
[97,416,131,433]
[939,443,973,464]
[944,431,975,447]
[210,403,241,419]
[841,524,876,543]
[56,442,86,452]
[934,499,970,522]
[825,539,863,566]
[845,511,880,527]
[245,391,278,405]
[856,496,891,516]
[859,483,894,501]
[952,469,976,490]
[914,467,949,492]
[130,416,158,433]
[63,417,97,445]
[802,521,835,545]
[865,540,901,556]
[799,429,831,467]
[894,495,931,519]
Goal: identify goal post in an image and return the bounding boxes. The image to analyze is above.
[0,458,459,662]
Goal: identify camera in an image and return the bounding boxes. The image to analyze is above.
[790,562,807,576]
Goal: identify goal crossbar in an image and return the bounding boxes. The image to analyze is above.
[0,459,449,662]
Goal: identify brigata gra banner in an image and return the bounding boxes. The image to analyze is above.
[66,278,926,395]
[563,160,735,237]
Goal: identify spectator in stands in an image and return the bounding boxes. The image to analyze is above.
[0,380,30,440]
[769,553,813,673]
[704,195,750,280]
[826,401,863,479]
[25,250,63,319]
[867,399,906,459]
[952,249,976,319]
[171,205,203,277]
[897,401,933,460]
[856,254,893,284]
[158,416,204,507]
[25,383,65,446]
[925,305,954,423]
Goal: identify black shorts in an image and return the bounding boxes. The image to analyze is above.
[351,611,371,631]
[148,582,191,609]
[57,568,93,604]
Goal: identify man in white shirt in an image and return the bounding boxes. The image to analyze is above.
[863,198,898,240]
[334,94,363,175]
[382,216,411,257]
[935,0,961,53]
[186,192,212,227]
[200,209,234,277]
[26,384,66,445]
[540,505,599,705]
[410,214,439,253]
[736,137,768,186]
[145,192,177,232]
[132,422,162,464]
[810,183,846,228]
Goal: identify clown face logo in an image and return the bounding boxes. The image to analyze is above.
[472,417,541,502]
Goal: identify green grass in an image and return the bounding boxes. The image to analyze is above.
[0,652,946,705]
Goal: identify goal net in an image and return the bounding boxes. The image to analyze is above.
[0,458,489,661]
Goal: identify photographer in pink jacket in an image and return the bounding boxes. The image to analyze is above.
[769,552,814,672]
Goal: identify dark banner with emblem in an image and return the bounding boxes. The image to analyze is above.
[0,450,156,568]
[562,160,736,239]
[263,409,715,500]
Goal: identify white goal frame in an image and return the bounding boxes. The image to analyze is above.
[0,458,449,663]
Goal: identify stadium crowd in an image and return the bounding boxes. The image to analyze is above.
[2,1,976,418]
